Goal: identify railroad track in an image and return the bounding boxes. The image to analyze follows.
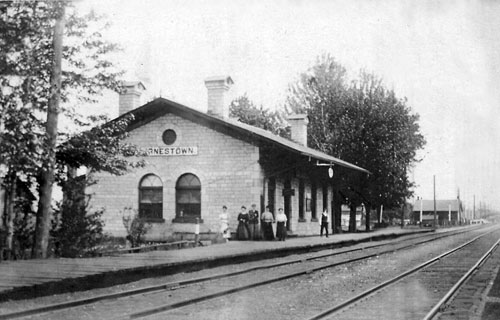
[306,226,500,320]
[0,226,486,320]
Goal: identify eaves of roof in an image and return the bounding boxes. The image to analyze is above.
[116,97,370,174]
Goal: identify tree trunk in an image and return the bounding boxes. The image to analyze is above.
[401,203,405,228]
[365,207,370,232]
[332,190,342,234]
[32,5,65,259]
[349,204,357,232]
[376,205,382,225]
[4,178,16,260]
[0,182,5,231]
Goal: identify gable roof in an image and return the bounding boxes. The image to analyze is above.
[118,97,369,174]
[413,199,462,212]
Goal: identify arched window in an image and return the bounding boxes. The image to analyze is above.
[175,173,201,222]
[139,174,163,220]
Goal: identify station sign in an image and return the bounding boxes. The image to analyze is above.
[146,146,198,156]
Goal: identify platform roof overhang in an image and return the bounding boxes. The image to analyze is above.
[116,98,370,174]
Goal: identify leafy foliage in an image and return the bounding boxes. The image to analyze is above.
[56,114,146,180]
[287,55,426,230]
[122,208,151,248]
[229,94,290,138]
[287,54,349,153]
[0,2,126,178]
[0,2,141,257]
[51,176,108,258]
[12,197,36,259]
[52,207,107,258]
[1,2,123,106]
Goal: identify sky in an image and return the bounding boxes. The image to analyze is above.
[78,0,500,212]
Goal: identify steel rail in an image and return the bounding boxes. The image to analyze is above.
[0,227,477,320]
[0,245,379,320]
[127,252,383,318]
[304,227,499,320]
[125,228,487,319]
[423,237,500,320]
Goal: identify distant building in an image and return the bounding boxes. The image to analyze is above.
[412,199,463,226]
[86,76,369,241]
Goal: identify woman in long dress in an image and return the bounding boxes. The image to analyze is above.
[219,205,231,241]
[236,206,251,240]
[261,206,275,240]
[275,208,287,241]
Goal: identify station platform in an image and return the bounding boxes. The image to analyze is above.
[0,227,438,301]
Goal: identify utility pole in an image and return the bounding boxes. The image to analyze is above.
[401,164,407,229]
[433,175,437,229]
[420,198,423,226]
[479,201,482,220]
[473,195,476,220]
[401,201,405,229]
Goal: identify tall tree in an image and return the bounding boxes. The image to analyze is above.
[229,94,290,138]
[287,55,425,232]
[287,54,349,153]
[0,2,130,258]
[342,71,425,230]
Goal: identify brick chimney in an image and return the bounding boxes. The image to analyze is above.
[118,81,146,115]
[287,114,309,146]
[204,76,233,118]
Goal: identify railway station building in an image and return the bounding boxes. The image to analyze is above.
[86,76,369,241]
[412,198,464,226]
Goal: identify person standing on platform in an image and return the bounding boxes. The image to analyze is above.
[275,208,287,241]
[236,206,250,240]
[261,206,275,240]
[219,205,231,242]
[248,204,260,240]
[320,209,330,237]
